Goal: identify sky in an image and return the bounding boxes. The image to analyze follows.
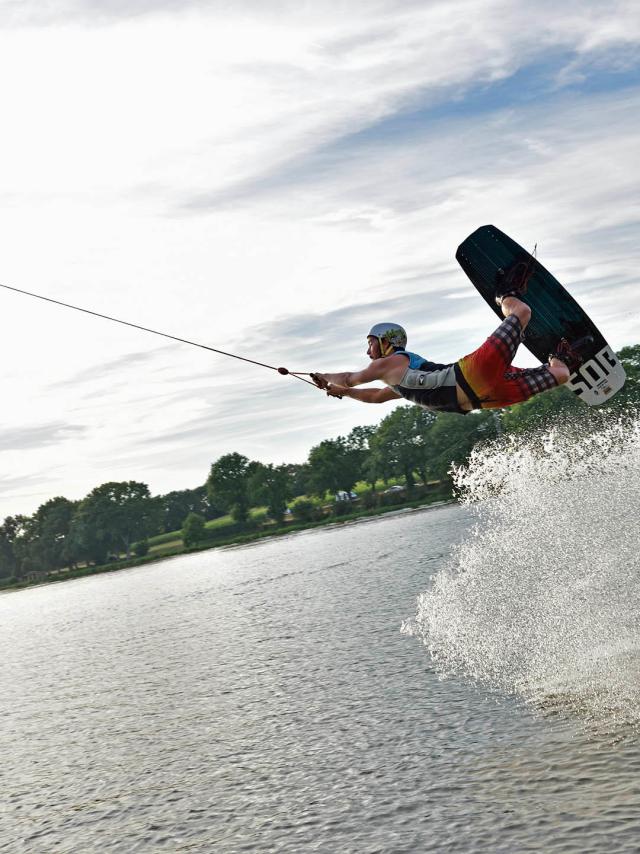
[0,0,639,517]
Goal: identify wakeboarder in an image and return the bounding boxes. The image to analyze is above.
[311,277,592,413]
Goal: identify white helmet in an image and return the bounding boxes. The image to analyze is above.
[368,322,407,353]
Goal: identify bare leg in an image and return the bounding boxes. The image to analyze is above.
[500,295,531,331]
[548,357,570,385]
[500,296,569,385]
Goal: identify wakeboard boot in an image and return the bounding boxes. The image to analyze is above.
[494,255,535,307]
[549,336,594,371]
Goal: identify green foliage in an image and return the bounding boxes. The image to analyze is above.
[307,428,370,498]
[159,485,222,531]
[148,529,187,546]
[361,490,379,509]
[344,425,376,488]
[1,503,79,578]
[347,425,377,449]
[362,405,498,489]
[0,516,23,578]
[421,410,497,481]
[501,384,581,434]
[19,497,78,574]
[182,512,206,548]
[133,539,150,557]
[606,345,640,411]
[249,463,292,523]
[68,481,160,564]
[285,463,311,497]
[0,537,15,578]
[370,406,437,488]
[207,453,251,523]
[331,500,354,517]
[290,497,316,522]
[379,489,406,507]
[307,439,346,497]
[360,453,379,491]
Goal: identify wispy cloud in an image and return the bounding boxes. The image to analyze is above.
[0,423,86,452]
[0,472,58,499]
[51,347,167,388]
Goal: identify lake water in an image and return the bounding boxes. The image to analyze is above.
[2,417,640,852]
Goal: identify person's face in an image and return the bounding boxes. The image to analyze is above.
[367,336,382,360]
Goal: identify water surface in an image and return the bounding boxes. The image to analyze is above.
[2,420,640,853]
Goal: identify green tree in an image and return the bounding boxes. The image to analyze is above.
[501,384,581,434]
[1,516,30,579]
[370,406,437,491]
[207,453,251,523]
[423,410,495,482]
[364,435,395,487]
[249,463,292,523]
[133,539,150,557]
[360,452,380,491]
[345,424,376,486]
[306,430,369,498]
[285,463,311,497]
[608,345,640,410]
[0,516,25,579]
[290,497,316,522]
[68,481,161,564]
[0,531,15,579]
[18,497,78,574]
[182,512,206,548]
[160,485,221,532]
[67,505,109,566]
[307,439,343,497]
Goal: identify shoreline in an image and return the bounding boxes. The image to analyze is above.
[1,494,458,594]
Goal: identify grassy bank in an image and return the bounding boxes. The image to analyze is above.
[1,484,454,593]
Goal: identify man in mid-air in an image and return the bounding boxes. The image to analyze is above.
[311,273,590,414]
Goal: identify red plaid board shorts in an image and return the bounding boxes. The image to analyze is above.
[456,315,557,410]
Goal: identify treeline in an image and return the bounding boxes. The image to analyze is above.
[1,345,638,583]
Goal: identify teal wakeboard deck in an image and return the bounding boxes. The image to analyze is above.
[456,225,626,406]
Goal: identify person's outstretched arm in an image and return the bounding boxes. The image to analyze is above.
[326,385,401,403]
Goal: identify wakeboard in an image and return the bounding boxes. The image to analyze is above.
[456,224,626,406]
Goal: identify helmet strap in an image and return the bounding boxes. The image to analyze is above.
[379,338,394,357]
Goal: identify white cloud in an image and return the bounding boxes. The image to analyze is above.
[0,1,639,515]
